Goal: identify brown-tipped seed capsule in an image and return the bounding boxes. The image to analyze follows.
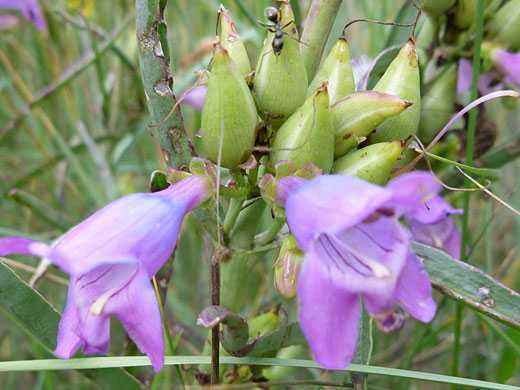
[418,63,457,144]
[270,84,334,173]
[307,35,355,106]
[488,0,520,51]
[201,42,259,169]
[331,91,412,158]
[274,235,303,299]
[219,4,251,76]
[332,140,403,185]
[252,2,308,128]
[369,37,421,144]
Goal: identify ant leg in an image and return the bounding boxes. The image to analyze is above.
[256,48,274,75]
[279,21,309,46]
[257,21,276,33]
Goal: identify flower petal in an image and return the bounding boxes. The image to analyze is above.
[493,49,520,88]
[409,216,462,259]
[286,175,391,251]
[385,172,440,216]
[405,195,462,224]
[297,245,360,369]
[104,265,164,372]
[394,253,436,322]
[55,282,83,359]
[0,237,52,258]
[54,175,212,276]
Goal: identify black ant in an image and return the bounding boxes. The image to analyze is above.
[258,6,304,56]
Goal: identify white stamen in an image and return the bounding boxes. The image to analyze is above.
[90,290,113,315]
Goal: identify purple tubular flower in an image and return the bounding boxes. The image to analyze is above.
[0,174,213,371]
[179,85,207,111]
[283,172,438,369]
[404,195,463,259]
[0,0,47,30]
[492,49,520,88]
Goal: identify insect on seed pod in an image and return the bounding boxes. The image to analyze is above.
[252,1,308,129]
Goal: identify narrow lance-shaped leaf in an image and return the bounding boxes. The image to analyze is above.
[414,242,520,331]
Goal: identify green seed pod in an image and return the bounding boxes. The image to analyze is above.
[248,310,280,337]
[331,91,412,158]
[270,84,334,173]
[274,235,303,299]
[453,0,477,31]
[332,141,403,185]
[418,63,457,144]
[488,0,520,50]
[252,1,308,128]
[219,4,251,76]
[306,35,355,106]
[201,42,258,169]
[423,0,455,17]
[370,37,421,143]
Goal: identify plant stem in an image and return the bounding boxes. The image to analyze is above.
[254,218,285,247]
[223,198,245,237]
[210,249,222,385]
[299,0,343,80]
[454,0,485,385]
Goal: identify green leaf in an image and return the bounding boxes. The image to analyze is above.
[350,302,373,389]
[0,262,142,390]
[0,356,517,390]
[413,242,520,330]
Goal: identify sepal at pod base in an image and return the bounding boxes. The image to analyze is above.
[219,4,251,76]
[270,83,334,173]
[332,140,403,185]
[201,41,259,169]
[331,91,412,158]
[487,0,520,51]
[369,37,421,143]
[258,161,321,216]
[418,63,457,144]
[252,1,308,128]
[307,35,355,106]
[274,234,303,299]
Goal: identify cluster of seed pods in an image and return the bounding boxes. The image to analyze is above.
[201,0,422,187]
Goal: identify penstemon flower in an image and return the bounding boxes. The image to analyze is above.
[0,174,213,371]
[0,0,46,30]
[404,194,463,260]
[277,172,439,369]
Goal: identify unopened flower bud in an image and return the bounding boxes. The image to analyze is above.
[418,63,457,144]
[219,4,251,76]
[270,84,334,173]
[370,37,421,143]
[332,140,403,185]
[252,2,308,128]
[307,36,355,106]
[274,235,303,299]
[332,91,412,158]
[201,42,259,169]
